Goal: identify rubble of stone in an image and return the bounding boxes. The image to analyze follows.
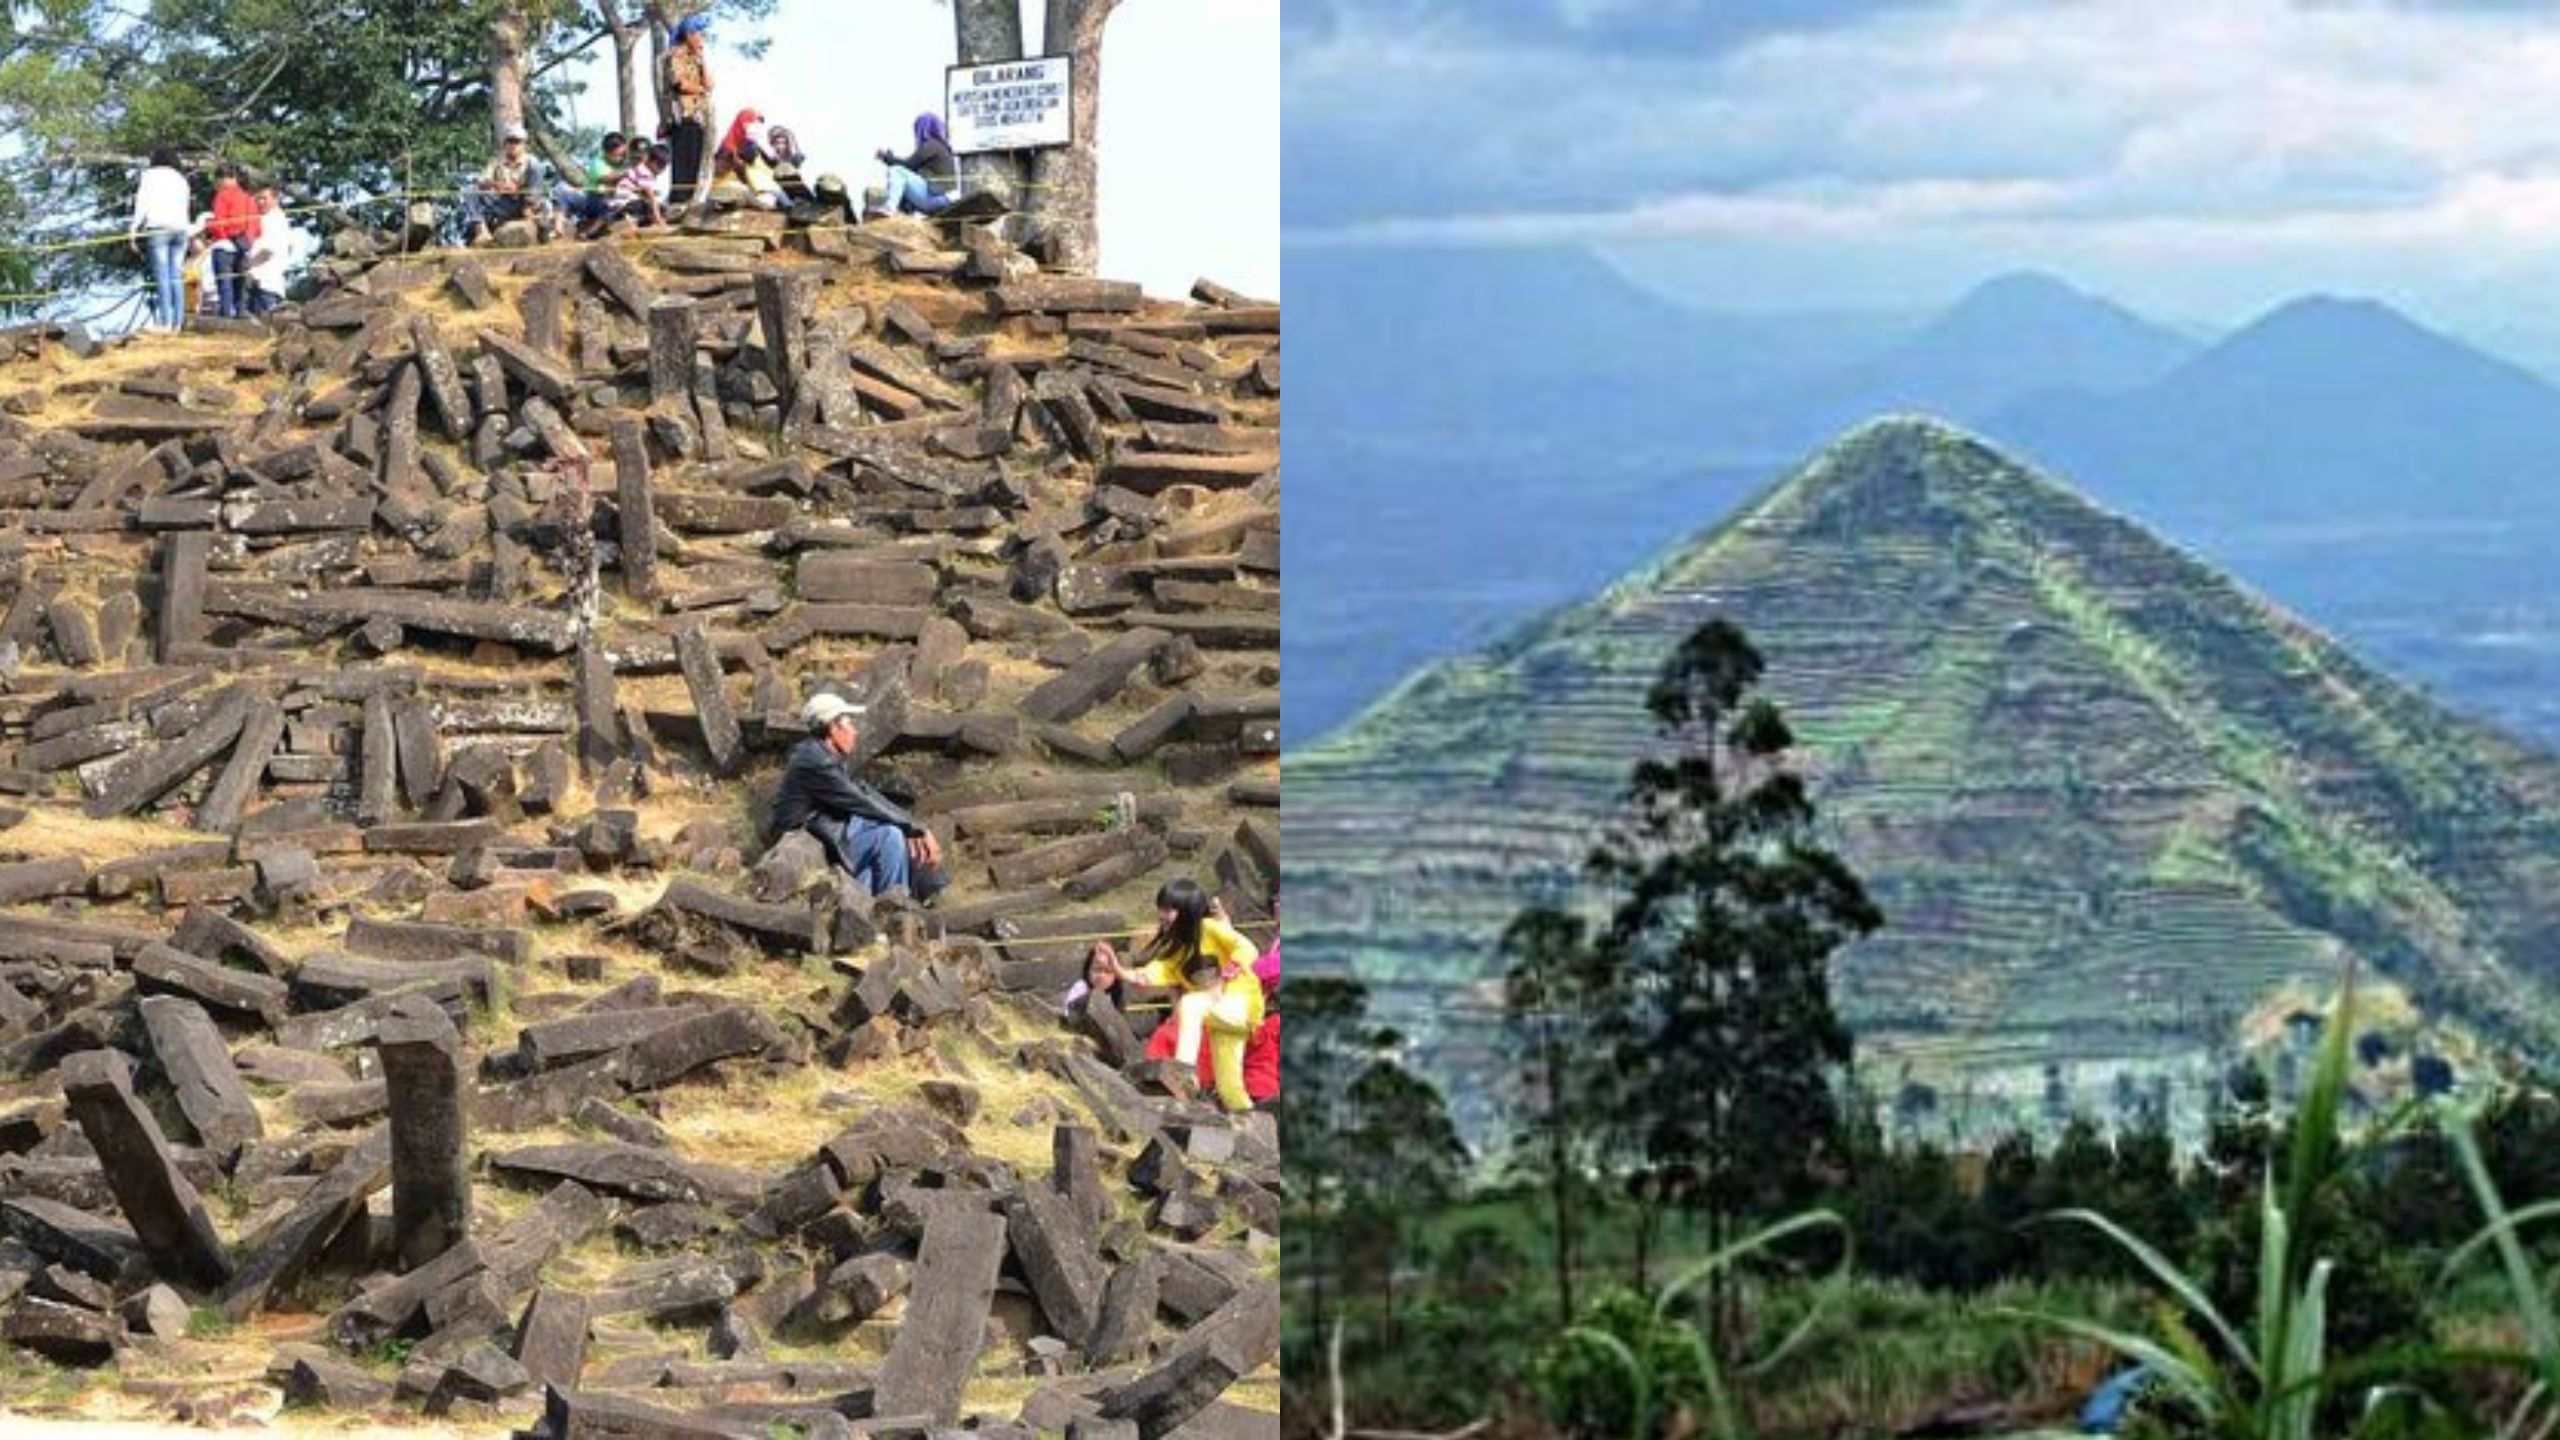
[0,208,1278,1435]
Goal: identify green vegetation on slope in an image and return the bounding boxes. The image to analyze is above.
[1285,417,2560,1143]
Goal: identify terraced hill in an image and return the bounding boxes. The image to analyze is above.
[1284,417,2560,1143]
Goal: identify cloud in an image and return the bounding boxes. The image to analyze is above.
[1285,0,1932,58]
[1283,0,2560,248]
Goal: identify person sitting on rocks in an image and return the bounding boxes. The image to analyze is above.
[714,108,778,202]
[554,131,629,233]
[599,141,669,230]
[464,126,551,245]
[770,692,948,902]
[1060,947,1118,1019]
[1088,879,1266,1113]
[874,112,958,217]
[765,124,816,205]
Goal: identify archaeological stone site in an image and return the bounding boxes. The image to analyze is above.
[0,206,1279,1437]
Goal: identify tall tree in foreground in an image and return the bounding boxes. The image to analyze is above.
[1279,976,1393,1349]
[1501,903,1597,1327]
[1342,1060,1470,1347]
[1585,619,1881,1326]
[1280,977,1467,1373]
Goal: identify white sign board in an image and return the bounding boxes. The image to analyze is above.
[946,55,1074,154]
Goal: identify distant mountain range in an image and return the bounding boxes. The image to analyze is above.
[1286,250,2560,747]
[1283,421,2560,1143]
[1993,294,2560,528]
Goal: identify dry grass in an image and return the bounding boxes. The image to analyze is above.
[0,809,212,869]
[654,1059,844,1174]
[959,1374,1057,1418]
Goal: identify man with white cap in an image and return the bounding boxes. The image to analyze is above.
[464,124,552,245]
[768,692,947,901]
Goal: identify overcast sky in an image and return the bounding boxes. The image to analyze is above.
[1286,0,2560,367]
[564,0,1277,300]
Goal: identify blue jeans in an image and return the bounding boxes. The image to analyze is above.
[554,186,612,224]
[838,817,910,896]
[211,240,249,318]
[883,166,953,215]
[463,189,532,233]
[143,231,185,330]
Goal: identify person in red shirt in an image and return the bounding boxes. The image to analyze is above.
[204,164,261,319]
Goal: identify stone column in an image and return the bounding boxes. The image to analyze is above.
[60,1048,231,1288]
[375,994,470,1270]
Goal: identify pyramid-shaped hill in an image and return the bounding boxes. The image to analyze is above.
[1285,417,2560,1140]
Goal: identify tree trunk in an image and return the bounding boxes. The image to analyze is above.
[1632,1187,1655,1294]
[1029,0,1116,275]
[1706,1205,1728,1348]
[647,2,677,132]
[1544,1019,1577,1327]
[951,0,1028,206]
[524,114,582,203]
[1378,1223,1398,1352]
[598,1,641,139]
[489,2,530,152]
[1306,1206,1332,1368]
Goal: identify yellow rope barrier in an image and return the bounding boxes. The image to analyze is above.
[963,920,1281,948]
[1,168,1073,261]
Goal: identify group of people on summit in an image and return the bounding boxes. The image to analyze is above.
[460,13,962,244]
[126,151,315,333]
[128,10,965,330]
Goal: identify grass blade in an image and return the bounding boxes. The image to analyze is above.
[2041,1207,2255,1377]
[2275,1259,2332,1440]
[1996,1306,2219,1417]
[2448,1115,2560,1396]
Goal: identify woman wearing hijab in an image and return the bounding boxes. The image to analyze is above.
[659,13,715,208]
[765,124,815,205]
[714,108,763,179]
[874,112,957,216]
[715,109,787,206]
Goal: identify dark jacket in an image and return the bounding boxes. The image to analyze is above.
[768,737,920,850]
[885,136,957,194]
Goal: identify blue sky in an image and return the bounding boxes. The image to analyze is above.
[1285,0,2560,368]
[561,1,1277,299]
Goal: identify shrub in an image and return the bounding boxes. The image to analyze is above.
[1532,1287,1711,1440]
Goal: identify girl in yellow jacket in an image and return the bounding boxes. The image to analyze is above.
[1091,878,1265,1113]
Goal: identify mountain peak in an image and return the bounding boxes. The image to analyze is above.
[2238,293,2439,347]
[1926,270,2158,334]
[1821,274,2199,424]
[1727,414,2049,544]
[1290,422,2560,1141]
[1949,269,2101,311]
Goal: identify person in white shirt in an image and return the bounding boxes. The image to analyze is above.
[125,147,192,334]
[605,141,668,228]
[240,188,307,317]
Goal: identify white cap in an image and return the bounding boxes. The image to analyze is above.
[802,693,863,730]
[503,125,529,142]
